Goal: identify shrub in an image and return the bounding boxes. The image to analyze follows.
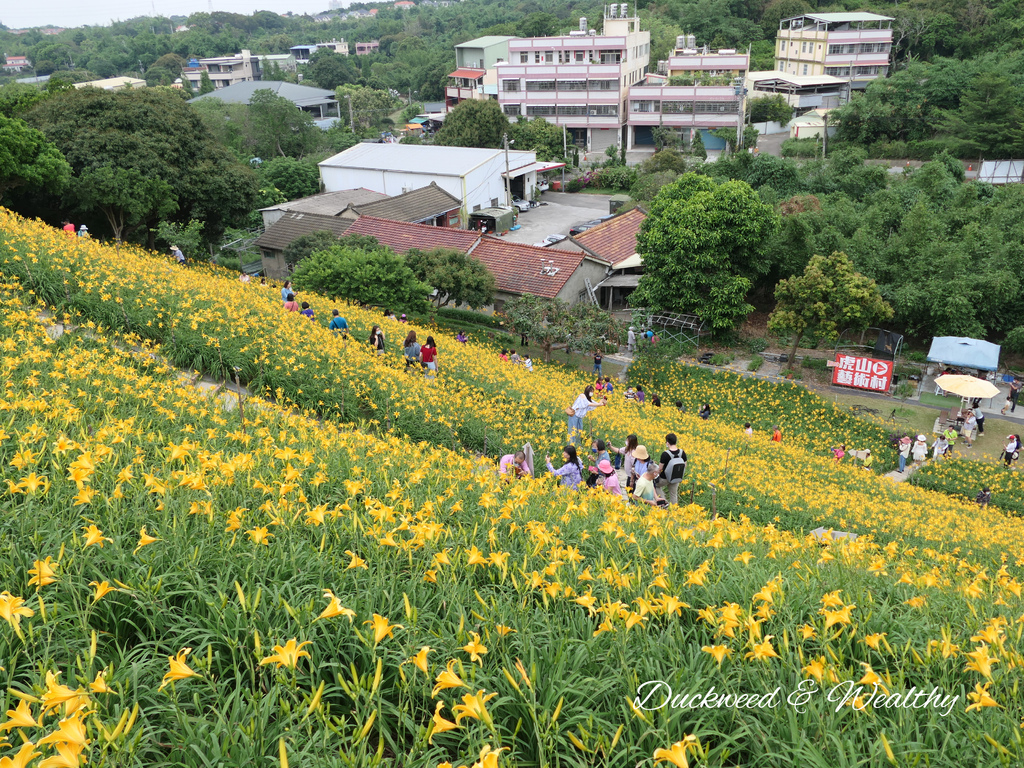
[780,138,819,158]
[906,350,928,363]
[565,178,585,193]
[801,356,828,372]
[710,352,733,365]
[748,354,764,372]
[438,306,505,329]
[745,337,768,354]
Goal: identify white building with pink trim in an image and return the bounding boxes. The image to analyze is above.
[775,12,893,89]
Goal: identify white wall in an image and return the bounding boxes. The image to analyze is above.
[754,120,790,135]
[320,152,527,213]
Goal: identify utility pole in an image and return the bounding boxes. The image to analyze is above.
[562,126,567,189]
[503,132,512,208]
[346,94,355,133]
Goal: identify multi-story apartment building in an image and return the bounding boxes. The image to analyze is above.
[445,36,513,111]
[355,41,380,55]
[495,4,649,153]
[183,50,262,91]
[626,47,748,150]
[775,12,893,89]
[290,40,349,63]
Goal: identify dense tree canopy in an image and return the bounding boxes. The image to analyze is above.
[24,87,257,246]
[433,99,509,149]
[633,174,780,330]
[291,244,430,311]
[404,248,496,309]
[0,115,71,201]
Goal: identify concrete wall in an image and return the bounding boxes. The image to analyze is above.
[754,120,789,135]
[320,154,516,214]
[556,258,611,304]
[260,249,290,281]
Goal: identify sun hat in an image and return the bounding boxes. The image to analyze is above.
[597,459,614,474]
[917,435,926,441]
[634,445,650,460]
[171,245,178,250]
[900,436,911,444]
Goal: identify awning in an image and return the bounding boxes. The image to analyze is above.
[596,274,640,289]
[448,67,486,80]
[926,337,1001,371]
[502,161,567,179]
[611,253,642,270]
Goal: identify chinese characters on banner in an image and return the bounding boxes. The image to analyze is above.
[832,354,894,392]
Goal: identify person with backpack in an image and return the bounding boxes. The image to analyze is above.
[656,434,687,505]
[403,331,421,371]
[329,309,349,338]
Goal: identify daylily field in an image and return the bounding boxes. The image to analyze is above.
[1,209,1023,767]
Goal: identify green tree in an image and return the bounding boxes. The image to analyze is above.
[336,84,399,133]
[768,251,893,369]
[501,295,619,362]
[74,165,177,243]
[198,71,215,94]
[404,248,496,309]
[690,130,707,160]
[747,95,794,125]
[291,244,430,311]
[942,72,1024,160]
[307,49,359,90]
[247,89,322,159]
[283,230,339,269]
[0,84,48,119]
[0,115,71,201]
[631,174,780,331]
[259,157,320,201]
[433,99,509,149]
[28,87,257,247]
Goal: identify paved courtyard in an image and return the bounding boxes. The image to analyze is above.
[501,192,616,247]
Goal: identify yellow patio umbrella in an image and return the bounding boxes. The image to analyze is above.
[934,374,1000,399]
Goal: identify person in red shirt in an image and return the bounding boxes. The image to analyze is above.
[420,335,438,376]
[62,220,76,236]
[771,425,782,443]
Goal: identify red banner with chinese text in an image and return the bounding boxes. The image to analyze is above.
[832,354,894,392]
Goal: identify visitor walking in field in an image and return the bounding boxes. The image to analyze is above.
[771,425,782,443]
[627,326,636,353]
[420,336,438,376]
[976,487,992,508]
[369,325,385,355]
[403,331,421,371]
[610,433,639,481]
[546,445,584,489]
[898,437,911,473]
[630,444,652,489]
[283,293,299,312]
[656,434,687,505]
[593,350,603,376]
[911,435,928,466]
[699,402,712,420]
[566,385,607,444]
[594,459,624,498]
[171,245,186,265]
[281,281,292,303]
[962,410,977,448]
[329,309,349,337]
[300,302,314,321]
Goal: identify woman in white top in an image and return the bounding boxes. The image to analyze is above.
[567,384,607,444]
[911,435,929,465]
[961,411,977,447]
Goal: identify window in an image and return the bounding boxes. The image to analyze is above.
[800,42,807,53]
[557,105,588,115]
[472,204,481,212]
[588,79,618,90]
[525,80,556,91]
[490,198,499,207]
[557,80,588,91]
[589,104,618,116]
[859,43,875,53]
[575,50,585,62]
[519,52,528,63]
[534,52,542,63]
[661,101,693,114]
[630,100,659,113]
[855,65,880,76]
[694,100,738,114]
[525,105,556,116]
[544,51,553,63]
[599,50,622,64]
[802,64,808,75]
[503,80,519,92]
[503,104,521,116]
[825,66,850,77]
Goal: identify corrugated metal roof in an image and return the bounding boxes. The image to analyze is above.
[449,67,486,79]
[790,12,893,23]
[455,35,516,48]
[189,80,336,105]
[353,184,460,223]
[255,212,354,251]
[261,189,387,217]
[319,144,536,176]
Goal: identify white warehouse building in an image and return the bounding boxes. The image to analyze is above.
[318,144,540,218]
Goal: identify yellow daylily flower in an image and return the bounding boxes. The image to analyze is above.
[160,648,199,689]
[260,639,312,670]
[363,614,402,645]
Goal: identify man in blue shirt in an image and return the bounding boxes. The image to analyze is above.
[329,309,349,337]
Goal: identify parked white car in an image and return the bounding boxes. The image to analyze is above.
[532,234,568,248]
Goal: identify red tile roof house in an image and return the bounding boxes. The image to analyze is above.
[346,216,610,307]
[569,207,646,310]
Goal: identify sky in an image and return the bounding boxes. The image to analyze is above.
[3,1,346,30]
